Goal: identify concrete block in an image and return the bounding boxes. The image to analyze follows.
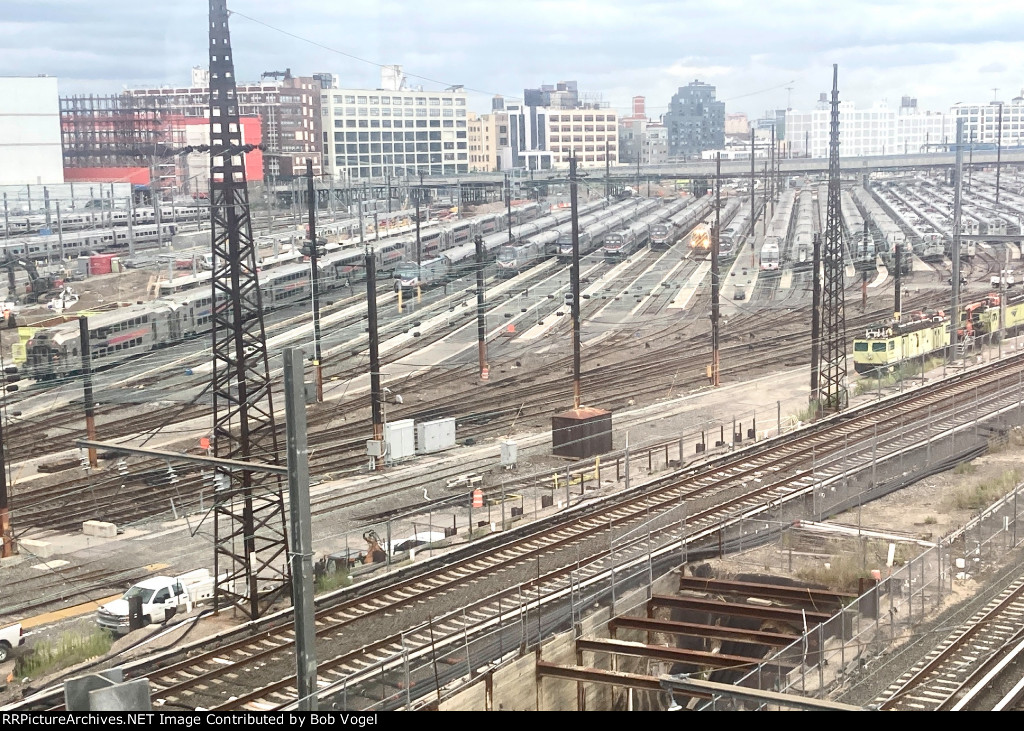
[65,670,124,711]
[83,520,117,538]
[19,538,54,558]
[89,678,151,711]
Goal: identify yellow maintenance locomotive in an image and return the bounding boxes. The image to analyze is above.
[852,293,1024,374]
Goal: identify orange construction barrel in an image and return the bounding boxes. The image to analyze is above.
[472,489,484,508]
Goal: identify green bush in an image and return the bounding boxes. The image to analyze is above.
[315,567,351,593]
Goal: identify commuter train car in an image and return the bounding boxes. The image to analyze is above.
[720,197,757,260]
[26,291,210,381]
[790,190,814,270]
[0,223,180,261]
[496,238,548,277]
[3,204,203,236]
[602,228,640,261]
[393,243,478,291]
[603,205,675,261]
[760,239,781,272]
[651,194,714,251]
[765,190,797,264]
[556,198,658,260]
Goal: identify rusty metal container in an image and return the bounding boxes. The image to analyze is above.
[551,407,612,459]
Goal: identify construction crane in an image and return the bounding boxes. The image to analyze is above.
[261,69,292,81]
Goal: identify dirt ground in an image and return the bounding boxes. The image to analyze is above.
[703,432,1024,588]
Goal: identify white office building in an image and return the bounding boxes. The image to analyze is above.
[320,66,470,180]
[951,92,1024,148]
[0,77,64,185]
[786,97,949,158]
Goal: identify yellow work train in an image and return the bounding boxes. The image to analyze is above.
[852,293,1024,374]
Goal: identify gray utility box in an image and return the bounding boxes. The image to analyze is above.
[416,417,456,454]
[500,439,518,467]
[386,419,416,461]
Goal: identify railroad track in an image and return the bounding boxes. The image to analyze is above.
[875,575,1024,710]
[12,352,1024,712]
[3,293,940,535]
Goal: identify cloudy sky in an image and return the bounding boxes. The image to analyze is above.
[4,0,1022,118]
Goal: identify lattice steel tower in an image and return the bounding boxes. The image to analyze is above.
[209,0,289,619]
[817,64,848,414]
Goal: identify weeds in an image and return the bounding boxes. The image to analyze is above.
[853,357,944,396]
[796,552,874,594]
[15,628,113,680]
[954,461,977,475]
[315,567,351,594]
[946,468,1022,512]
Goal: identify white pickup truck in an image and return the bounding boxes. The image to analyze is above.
[0,623,25,662]
[96,569,214,635]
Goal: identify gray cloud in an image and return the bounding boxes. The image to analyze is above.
[4,0,1023,118]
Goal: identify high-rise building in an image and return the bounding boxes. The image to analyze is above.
[663,80,725,159]
[320,65,469,180]
[502,81,617,170]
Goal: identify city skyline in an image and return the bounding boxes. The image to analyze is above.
[3,0,1023,121]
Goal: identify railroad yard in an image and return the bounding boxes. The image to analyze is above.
[2,151,1024,713]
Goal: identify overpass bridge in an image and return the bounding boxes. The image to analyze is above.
[436,148,1024,184]
[274,149,1024,207]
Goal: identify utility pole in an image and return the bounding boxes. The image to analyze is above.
[475,234,488,381]
[605,140,610,200]
[283,348,317,711]
[817,64,849,415]
[207,0,289,619]
[306,160,323,402]
[357,183,365,245]
[365,250,384,450]
[79,317,98,469]
[506,173,513,245]
[126,195,135,257]
[55,203,64,264]
[570,153,583,409]
[967,130,974,193]
[0,399,10,557]
[711,153,721,387]
[861,219,869,312]
[749,128,756,251]
[810,232,822,406]
[635,152,641,195]
[951,117,964,364]
[893,240,902,321]
[762,161,768,235]
[995,99,1004,204]
[770,125,776,218]
[152,157,164,250]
